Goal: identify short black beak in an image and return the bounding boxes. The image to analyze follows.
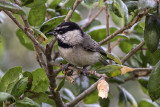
[46,31,56,36]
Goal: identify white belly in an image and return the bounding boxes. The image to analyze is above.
[58,46,100,67]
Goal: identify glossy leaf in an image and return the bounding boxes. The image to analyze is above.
[150,49,160,66]
[28,4,46,27]
[126,1,138,13]
[119,87,137,107]
[23,71,33,90]
[107,0,128,26]
[54,78,65,92]
[0,66,22,93]
[16,29,34,50]
[31,68,49,93]
[59,9,81,22]
[108,77,124,84]
[0,92,15,102]
[0,1,25,15]
[138,77,149,94]
[82,0,98,8]
[25,0,47,7]
[20,0,34,6]
[0,36,4,59]
[63,0,75,9]
[16,97,40,107]
[99,97,110,107]
[107,52,121,64]
[144,15,160,53]
[148,61,160,101]
[32,92,55,106]
[84,91,98,104]
[98,64,122,77]
[11,77,28,98]
[40,15,65,34]
[138,99,157,107]
[49,0,61,9]
[138,0,157,10]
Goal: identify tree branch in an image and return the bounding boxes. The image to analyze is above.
[121,41,145,64]
[66,77,104,107]
[81,7,104,29]
[99,8,151,45]
[64,0,82,22]
[3,10,45,53]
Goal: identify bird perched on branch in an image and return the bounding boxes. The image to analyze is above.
[47,21,109,74]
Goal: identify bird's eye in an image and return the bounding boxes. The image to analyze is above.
[59,31,63,34]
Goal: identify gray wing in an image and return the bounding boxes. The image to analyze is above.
[82,33,107,56]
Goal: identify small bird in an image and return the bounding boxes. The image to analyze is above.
[48,21,109,74]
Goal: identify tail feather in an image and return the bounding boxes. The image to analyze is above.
[99,57,109,66]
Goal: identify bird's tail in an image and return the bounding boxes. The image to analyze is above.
[99,56,109,66]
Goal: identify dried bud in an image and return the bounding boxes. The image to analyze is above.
[121,66,135,74]
[97,80,109,99]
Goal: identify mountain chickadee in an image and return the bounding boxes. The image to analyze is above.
[48,21,109,74]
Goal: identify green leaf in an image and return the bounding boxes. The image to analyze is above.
[23,71,33,90]
[108,77,124,84]
[16,29,34,50]
[28,4,46,27]
[0,66,22,93]
[119,38,140,53]
[138,99,157,107]
[54,78,65,92]
[98,0,104,7]
[108,0,128,26]
[144,15,160,53]
[84,91,98,104]
[25,0,47,8]
[148,61,160,101]
[11,77,28,98]
[20,0,34,6]
[138,0,157,10]
[99,97,110,107]
[0,92,15,102]
[0,36,4,59]
[150,49,160,66]
[40,15,65,34]
[119,87,137,107]
[32,92,55,106]
[31,68,49,93]
[16,97,40,107]
[126,1,138,13]
[59,9,81,22]
[138,77,149,94]
[49,0,61,9]
[98,64,122,77]
[0,1,25,15]
[63,0,75,9]
[107,52,121,64]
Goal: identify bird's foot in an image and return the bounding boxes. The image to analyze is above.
[81,65,89,76]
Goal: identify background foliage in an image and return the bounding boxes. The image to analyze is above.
[0,0,160,107]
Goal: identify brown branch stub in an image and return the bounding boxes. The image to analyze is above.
[66,77,104,107]
[64,0,82,22]
[99,8,151,45]
[121,41,145,64]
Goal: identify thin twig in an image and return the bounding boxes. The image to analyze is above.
[3,10,45,53]
[104,4,112,64]
[64,0,82,22]
[99,8,151,45]
[121,41,145,64]
[133,68,152,72]
[66,77,104,107]
[81,7,104,29]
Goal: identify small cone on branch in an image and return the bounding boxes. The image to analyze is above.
[97,79,109,99]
